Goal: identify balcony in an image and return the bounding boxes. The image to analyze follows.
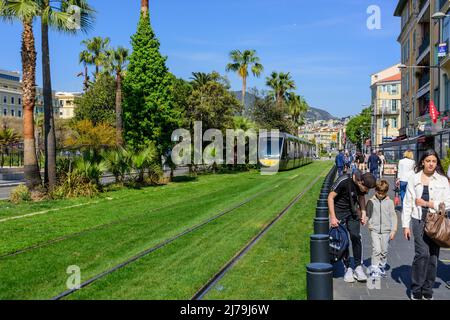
[417,34,430,61]
[418,71,430,89]
[417,0,430,23]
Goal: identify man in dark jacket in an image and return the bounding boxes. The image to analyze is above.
[328,170,377,283]
[335,150,345,176]
[368,150,381,179]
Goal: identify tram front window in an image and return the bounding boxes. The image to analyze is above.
[259,137,283,159]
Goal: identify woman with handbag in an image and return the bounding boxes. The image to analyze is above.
[402,149,450,300]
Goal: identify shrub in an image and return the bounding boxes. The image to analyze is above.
[442,149,450,174]
[10,185,31,204]
[51,170,100,199]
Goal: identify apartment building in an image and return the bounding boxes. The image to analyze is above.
[0,69,61,120]
[56,92,82,119]
[0,70,23,118]
[370,65,402,146]
[394,0,450,158]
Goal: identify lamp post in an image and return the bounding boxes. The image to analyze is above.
[404,104,411,145]
[384,119,390,143]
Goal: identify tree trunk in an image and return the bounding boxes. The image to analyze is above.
[41,16,57,191]
[141,0,149,14]
[22,20,42,189]
[242,76,246,114]
[84,64,89,91]
[116,72,123,146]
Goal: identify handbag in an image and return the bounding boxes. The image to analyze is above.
[424,202,450,248]
[394,187,401,207]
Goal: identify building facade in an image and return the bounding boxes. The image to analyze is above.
[55,92,82,119]
[370,65,402,147]
[0,69,62,120]
[394,0,450,159]
[0,70,23,118]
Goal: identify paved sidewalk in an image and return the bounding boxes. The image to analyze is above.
[333,175,450,300]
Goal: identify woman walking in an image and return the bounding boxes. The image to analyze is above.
[402,149,450,300]
[396,150,416,208]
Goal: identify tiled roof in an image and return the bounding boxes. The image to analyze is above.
[377,73,401,83]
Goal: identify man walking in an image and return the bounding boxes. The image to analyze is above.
[328,170,377,282]
[368,150,381,180]
[335,150,345,176]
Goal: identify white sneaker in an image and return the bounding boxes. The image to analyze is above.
[344,267,355,283]
[354,265,368,282]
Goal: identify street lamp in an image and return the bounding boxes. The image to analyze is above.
[384,119,390,143]
[404,104,411,144]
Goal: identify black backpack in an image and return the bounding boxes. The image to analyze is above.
[329,224,350,263]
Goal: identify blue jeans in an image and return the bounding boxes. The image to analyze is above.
[370,168,379,180]
[337,166,344,176]
[400,181,408,208]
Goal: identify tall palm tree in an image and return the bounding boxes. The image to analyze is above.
[1,0,42,188]
[39,0,95,191]
[265,71,296,108]
[81,36,110,78]
[225,50,263,107]
[79,49,93,91]
[105,46,129,146]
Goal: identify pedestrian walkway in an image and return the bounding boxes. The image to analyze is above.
[333,175,450,300]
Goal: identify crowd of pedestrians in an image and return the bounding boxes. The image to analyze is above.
[330,148,450,300]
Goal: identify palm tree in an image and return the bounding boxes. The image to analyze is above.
[0,128,21,167]
[265,71,296,107]
[79,49,93,91]
[105,46,129,146]
[81,36,110,78]
[226,50,263,107]
[287,93,308,126]
[1,0,42,188]
[190,72,218,89]
[39,0,95,191]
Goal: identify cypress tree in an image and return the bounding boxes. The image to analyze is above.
[123,8,180,154]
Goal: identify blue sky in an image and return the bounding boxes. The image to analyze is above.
[0,0,400,117]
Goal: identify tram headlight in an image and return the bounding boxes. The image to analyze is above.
[259,159,280,167]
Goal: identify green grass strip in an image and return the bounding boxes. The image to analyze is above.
[65,162,331,299]
[204,177,324,300]
[0,162,328,299]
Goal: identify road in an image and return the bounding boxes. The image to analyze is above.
[0,167,190,200]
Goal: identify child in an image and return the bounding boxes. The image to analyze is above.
[366,180,398,277]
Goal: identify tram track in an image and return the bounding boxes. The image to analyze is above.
[0,173,286,260]
[50,169,314,300]
[191,169,327,300]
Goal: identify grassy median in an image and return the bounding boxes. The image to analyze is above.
[0,161,331,299]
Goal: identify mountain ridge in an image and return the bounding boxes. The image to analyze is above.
[232,91,338,121]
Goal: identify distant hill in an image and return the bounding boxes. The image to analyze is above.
[232,91,338,121]
[305,107,339,121]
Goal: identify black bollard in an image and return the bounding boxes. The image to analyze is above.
[317,198,328,208]
[316,206,328,218]
[306,263,333,300]
[319,192,328,200]
[314,217,329,234]
[310,234,329,263]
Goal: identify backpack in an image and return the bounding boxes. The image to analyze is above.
[329,224,350,263]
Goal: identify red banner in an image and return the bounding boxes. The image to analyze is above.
[429,100,440,124]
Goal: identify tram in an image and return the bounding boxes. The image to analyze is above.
[258,132,314,171]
